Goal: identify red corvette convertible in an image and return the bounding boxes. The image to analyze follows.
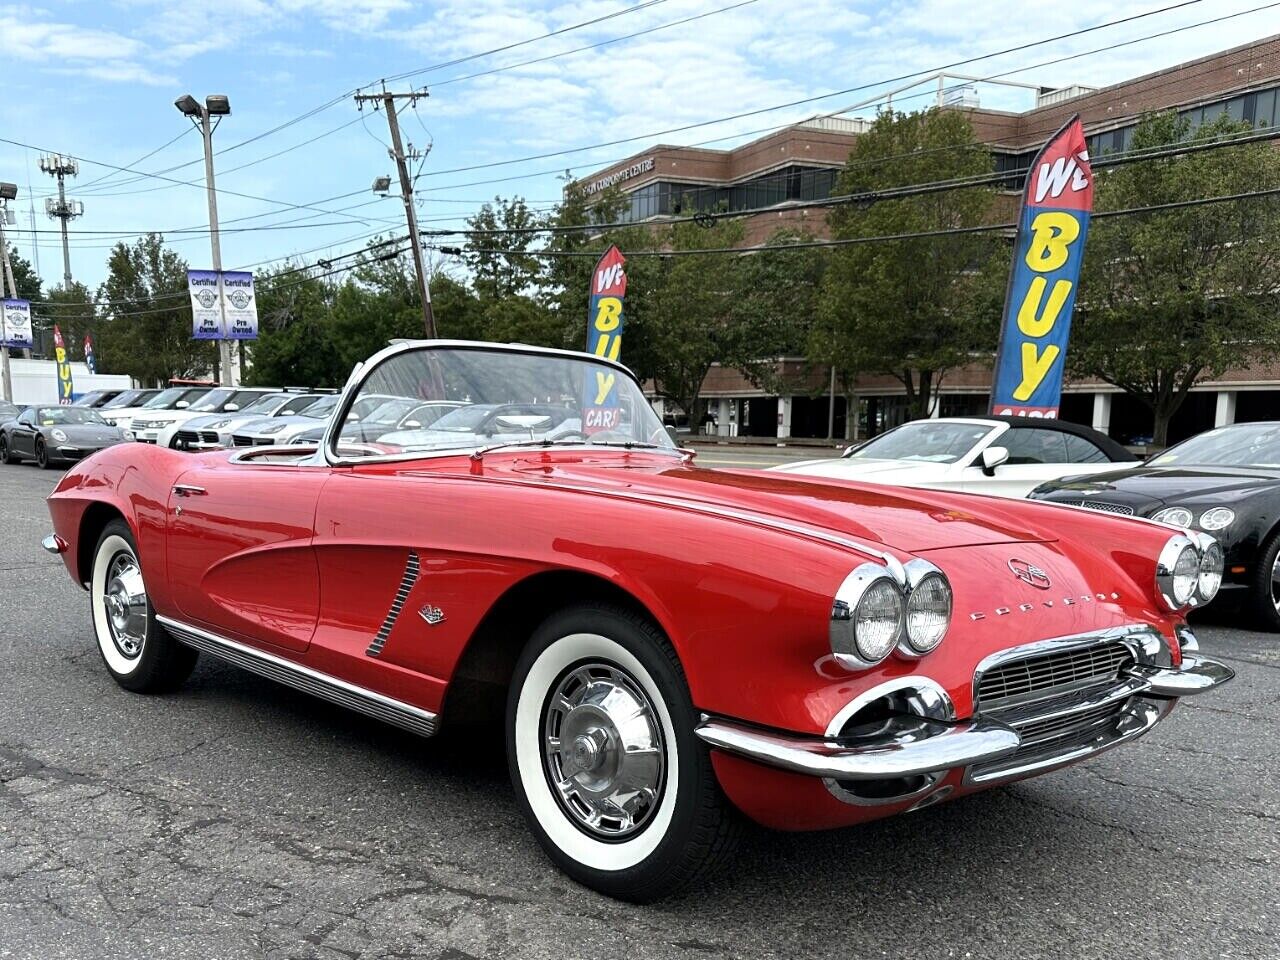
[44,341,1233,901]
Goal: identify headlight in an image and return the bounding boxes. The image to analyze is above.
[1156,534,1200,610]
[207,418,232,430]
[1152,507,1193,527]
[1196,536,1224,603]
[900,559,952,656]
[51,429,68,443]
[830,563,905,669]
[124,430,135,440]
[1198,507,1235,531]
[261,423,288,435]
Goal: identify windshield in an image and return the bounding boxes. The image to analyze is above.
[300,395,339,419]
[103,389,149,409]
[36,407,108,426]
[73,390,110,406]
[238,393,288,415]
[848,421,993,464]
[1149,423,1280,468]
[334,346,673,458]
[144,387,208,409]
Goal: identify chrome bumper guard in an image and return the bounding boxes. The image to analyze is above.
[694,714,1022,781]
[1129,653,1235,698]
[697,651,1233,782]
[41,534,66,556]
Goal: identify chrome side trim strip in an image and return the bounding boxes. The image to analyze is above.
[366,551,420,657]
[695,714,1020,781]
[1129,654,1235,698]
[158,615,438,738]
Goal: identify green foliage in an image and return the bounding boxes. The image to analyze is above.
[1071,110,1280,444]
[40,282,96,363]
[96,234,216,384]
[5,246,42,302]
[813,108,1002,418]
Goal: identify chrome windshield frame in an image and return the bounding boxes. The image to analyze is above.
[317,339,676,468]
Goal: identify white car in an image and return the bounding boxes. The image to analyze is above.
[771,416,1138,498]
[158,392,330,450]
[130,387,277,444]
[230,393,379,447]
[100,386,210,433]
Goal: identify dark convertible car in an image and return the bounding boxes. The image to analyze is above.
[0,405,126,468]
[1031,421,1280,629]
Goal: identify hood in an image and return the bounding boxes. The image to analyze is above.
[771,457,950,483]
[1038,465,1280,508]
[479,454,1060,554]
[56,424,122,443]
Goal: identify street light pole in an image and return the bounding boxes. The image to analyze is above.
[177,94,236,386]
[0,181,17,403]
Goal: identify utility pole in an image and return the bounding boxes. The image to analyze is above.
[176,93,237,386]
[38,154,82,289]
[354,85,436,338]
[0,183,15,402]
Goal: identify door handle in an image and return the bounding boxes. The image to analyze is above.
[172,484,207,497]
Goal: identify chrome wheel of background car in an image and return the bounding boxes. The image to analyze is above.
[103,553,148,660]
[541,662,665,840]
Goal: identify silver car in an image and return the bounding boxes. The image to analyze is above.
[162,392,331,450]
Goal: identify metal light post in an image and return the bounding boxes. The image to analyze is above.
[176,93,236,386]
[0,181,17,402]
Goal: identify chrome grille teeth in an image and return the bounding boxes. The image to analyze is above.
[977,643,1133,706]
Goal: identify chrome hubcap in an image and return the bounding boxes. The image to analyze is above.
[103,553,147,659]
[542,662,665,839]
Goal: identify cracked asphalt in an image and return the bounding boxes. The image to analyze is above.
[1,463,1277,960]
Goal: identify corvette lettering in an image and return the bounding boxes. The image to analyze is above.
[990,116,1093,419]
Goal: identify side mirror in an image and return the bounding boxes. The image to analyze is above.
[980,445,1009,476]
[224,403,239,412]
[175,401,189,409]
[665,425,680,446]
[402,420,421,430]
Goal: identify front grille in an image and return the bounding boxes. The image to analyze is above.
[232,435,258,447]
[175,430,199,446]
[1055,499,1135,515]
[1016,699,1127,745]
[977,641,1134,709]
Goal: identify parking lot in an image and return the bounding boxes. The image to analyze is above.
[1,461,1276,960]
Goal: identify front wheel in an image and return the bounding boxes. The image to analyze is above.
[35,438,53,469]
[90,519,198,692]
[1249,529,1280,631]
[507,604,739,902]
[0,435,12,464]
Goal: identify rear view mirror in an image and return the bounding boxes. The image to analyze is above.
[980,445,1009,476]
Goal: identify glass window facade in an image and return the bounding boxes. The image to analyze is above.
[609,165,840,223]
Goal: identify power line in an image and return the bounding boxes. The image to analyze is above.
[437,185,1280,258]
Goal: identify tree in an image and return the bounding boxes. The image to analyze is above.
[245,267,348,388]
[465,197,545,302]
[1071,110,1280,445]
[96,234,215,384]
[4,245,42,301]
[814,108,1002,419]
[41,282,96,364]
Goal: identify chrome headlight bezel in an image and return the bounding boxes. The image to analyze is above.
[1151,506,1193,528]
[50,428,68,443]
[1156,534,1201,611]
[1189,531,1224,604]
[1198,507,1235,531]
[830,563,905,669]
[898,558,953,657]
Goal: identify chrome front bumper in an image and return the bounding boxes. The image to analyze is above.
[695,651,1234,783]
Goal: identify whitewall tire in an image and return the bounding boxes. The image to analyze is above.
[507,604,739,901]
[90,519,197,693]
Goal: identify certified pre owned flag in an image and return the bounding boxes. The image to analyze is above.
[990,116,1094,418]
[583,246,627,434]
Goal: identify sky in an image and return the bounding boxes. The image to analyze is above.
[0,0,1277,292]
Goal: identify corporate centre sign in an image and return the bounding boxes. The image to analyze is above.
[990,116,1094,418]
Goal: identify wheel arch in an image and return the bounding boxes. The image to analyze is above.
[440,569,677,730]
[76,501,132,586]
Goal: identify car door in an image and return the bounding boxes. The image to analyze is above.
[962,426,1077,497]
[163,460,329,653]
[10,408,38,458]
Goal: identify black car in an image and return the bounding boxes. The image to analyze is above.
[0,405,127,469]
[1030,420,1280,629]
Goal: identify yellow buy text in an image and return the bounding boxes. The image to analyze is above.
[1013,211,1081,402]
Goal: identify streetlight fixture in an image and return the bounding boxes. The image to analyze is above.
[0,182,17,201]
[372,175,392,195]
[176,93,236,385]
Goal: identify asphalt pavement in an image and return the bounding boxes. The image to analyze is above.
[0,461,1276,960]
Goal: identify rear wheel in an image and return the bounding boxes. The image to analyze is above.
[507,604,739,902]
[90,520,197,692]
[1249,529,1280,632]
[0,435,12,464]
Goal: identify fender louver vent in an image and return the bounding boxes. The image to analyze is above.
[366,551,420,657]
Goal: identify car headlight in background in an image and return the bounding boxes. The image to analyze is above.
[1156,534,1203,610]
[1198,507,1235,531]
[900,559,952,656]
[1196,537,1224,603]
[124,430,135,440]
[830,563,905,669]
[51,429,68,443]
[1152,506,1193,527]
[261,423,288,435]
